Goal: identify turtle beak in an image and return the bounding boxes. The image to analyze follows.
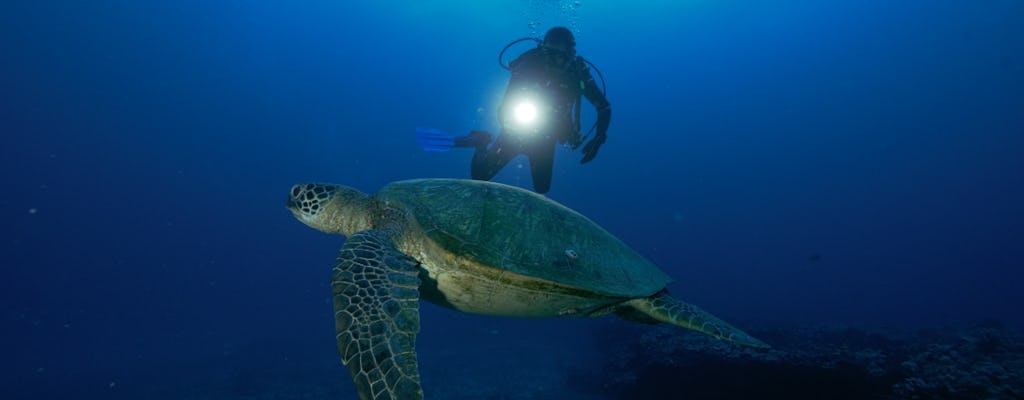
[286,183,352,234]
[287,184,325,221]
[285,182,373,237]
[285,185,303,213]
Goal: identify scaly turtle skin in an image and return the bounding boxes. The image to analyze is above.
[287,178,767,400]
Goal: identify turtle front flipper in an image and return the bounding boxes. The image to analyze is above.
[622,290,769,348]
[332,230,423,400]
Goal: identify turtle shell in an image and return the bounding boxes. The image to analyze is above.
[377,179,671,297]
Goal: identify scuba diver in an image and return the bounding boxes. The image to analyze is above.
[417,26,611,194]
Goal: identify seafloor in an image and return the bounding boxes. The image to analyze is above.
[592,320,1023,400]
[11,320,1022,399]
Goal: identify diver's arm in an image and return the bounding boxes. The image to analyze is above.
[580,66,611,138]
[593,102,611,138]
[579,64,610,164]
[499,49,542,127]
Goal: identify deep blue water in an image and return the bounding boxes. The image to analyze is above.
[2,1,1022,399]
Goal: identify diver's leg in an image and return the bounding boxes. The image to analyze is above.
[454,130,493,149]
[527,140,556,193]
[471,134,518,181]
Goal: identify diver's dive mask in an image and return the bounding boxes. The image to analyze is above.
[541,26,576,58]
[542,41,575,56]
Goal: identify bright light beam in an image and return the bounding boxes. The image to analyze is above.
[514,101,538,125]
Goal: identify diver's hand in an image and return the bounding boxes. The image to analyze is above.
[580,134,606,164]
[568,133,584,149]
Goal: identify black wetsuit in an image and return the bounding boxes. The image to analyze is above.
[471,47,611,193]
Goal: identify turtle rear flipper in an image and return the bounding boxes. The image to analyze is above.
[623,290,769,348]
[332,230,424,400]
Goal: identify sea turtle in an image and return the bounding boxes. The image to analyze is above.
[286,178,767,400]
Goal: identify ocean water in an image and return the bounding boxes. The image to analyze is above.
[2,1,1022,399]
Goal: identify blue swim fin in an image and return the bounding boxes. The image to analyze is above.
[416,127,455,152]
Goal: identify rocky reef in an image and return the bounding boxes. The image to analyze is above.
[582,320,1023,399]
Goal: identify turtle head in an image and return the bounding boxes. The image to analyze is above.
[286,183,374,236]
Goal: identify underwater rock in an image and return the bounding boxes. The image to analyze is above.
[590,320,1023,399]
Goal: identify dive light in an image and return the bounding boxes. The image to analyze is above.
[509,98,544,135]
[514,101,538,125]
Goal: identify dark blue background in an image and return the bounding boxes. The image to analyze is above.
[3,0,1022,398]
